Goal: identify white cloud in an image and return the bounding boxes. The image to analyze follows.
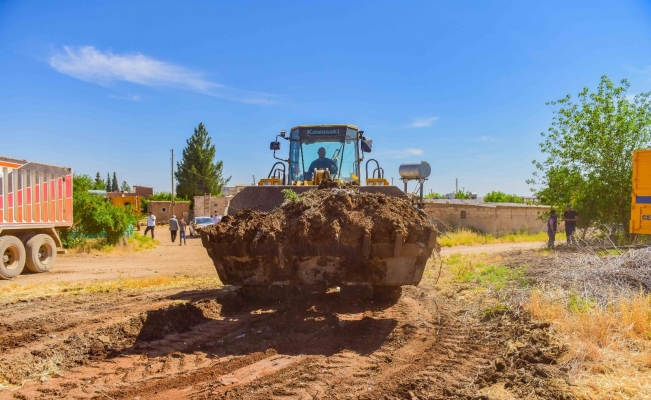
[479,135,495,142]
[624,64,651,74]
[50,46,275,104]
[375,148,424,159]
[109,94,141,102]
[407,117,438,128]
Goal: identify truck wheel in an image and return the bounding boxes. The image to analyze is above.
[0,236,26,279]
[25,234,57,273]
[19,233,36,243]
[373,286,402,302]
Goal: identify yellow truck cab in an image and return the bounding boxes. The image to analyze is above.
[630,149,651,234]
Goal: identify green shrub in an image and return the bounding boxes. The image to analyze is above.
[148,192,190,201]
[69,174,137,245]
[424,191,444,199]
[282,189,301,203]
[484,191,523,203]
[454,189,472,199]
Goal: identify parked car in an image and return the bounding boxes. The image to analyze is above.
[189,216,214,237]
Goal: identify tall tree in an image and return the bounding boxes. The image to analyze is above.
[111,172,119,192]
[92,172,105,190]
[105,173,111,192]
[120,181,131,192]
[175,123,231,198]
[529,76,651,235]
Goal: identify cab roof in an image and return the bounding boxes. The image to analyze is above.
[290,124,359,131]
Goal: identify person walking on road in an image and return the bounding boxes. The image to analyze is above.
[144,212,156,239]
[547,210,558,249]
[563,205,579,245]
[212,211,222,224]
[178,217,187,246]
[169,215,179,243]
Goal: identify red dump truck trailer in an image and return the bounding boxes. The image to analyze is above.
[0,156,72,279]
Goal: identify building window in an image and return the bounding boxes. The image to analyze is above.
[460,210,467,219]
[161,207,167,213]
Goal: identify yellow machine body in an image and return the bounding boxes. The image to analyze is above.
[630,149,651,234]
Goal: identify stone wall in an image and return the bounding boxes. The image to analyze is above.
[424,201,549,237]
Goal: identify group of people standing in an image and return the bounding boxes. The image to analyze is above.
[168,215,187,245]
[142,210,223,245]
[546,205,579,249]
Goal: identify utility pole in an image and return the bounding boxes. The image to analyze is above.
[171,149,175,215]
[391,177,394,186]
[455,178,458,194]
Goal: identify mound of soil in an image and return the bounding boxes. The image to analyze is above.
[204,183,434,250]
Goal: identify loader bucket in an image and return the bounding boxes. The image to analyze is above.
[201,185,437,300]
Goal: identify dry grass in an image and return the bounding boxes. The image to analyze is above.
[439,228,566,247]
[0,275,222,304]
[441,249,651,398]
[530,289,651,399]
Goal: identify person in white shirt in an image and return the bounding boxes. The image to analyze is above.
[144,212,156,238]
[212,211,222,224]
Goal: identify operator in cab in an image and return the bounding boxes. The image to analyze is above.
[305,147,338,180]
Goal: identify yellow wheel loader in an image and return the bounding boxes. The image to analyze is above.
[200,124,437,300]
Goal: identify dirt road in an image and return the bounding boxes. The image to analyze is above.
[440,241,544,256]
[0,235,569,399]
[0,234,546,288]
[0,232,216,287]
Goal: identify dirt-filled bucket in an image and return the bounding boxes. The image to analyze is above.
[200,184,438,298]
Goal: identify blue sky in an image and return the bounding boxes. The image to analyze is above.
[1,1,650,196]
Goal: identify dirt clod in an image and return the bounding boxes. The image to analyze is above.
[205,184,432,248]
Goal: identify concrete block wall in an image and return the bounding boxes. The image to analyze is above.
[424,201,549,237]
[193,195,229,217]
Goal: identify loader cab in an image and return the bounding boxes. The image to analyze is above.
[288,125,361,184]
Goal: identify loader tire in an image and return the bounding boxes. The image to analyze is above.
[25,234,57,273]
[373,286,402,302]
[0,236,26,279]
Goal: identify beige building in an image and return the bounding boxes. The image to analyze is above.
[147,201,190,224]
[424,200,550,237]
[194,195,230,217]
[133,186,154,199]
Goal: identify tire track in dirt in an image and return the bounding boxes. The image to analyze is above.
[1,283,572,399]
